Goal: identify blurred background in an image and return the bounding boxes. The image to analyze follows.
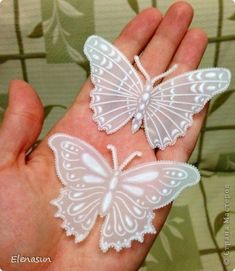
[0,0,234,270]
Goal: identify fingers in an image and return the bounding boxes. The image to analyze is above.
[0,80,44,166]
[77,7,162,103]
[114,7,162,60]
[156,28,208,161]
[166,28,209,74]
[139,1,193,77]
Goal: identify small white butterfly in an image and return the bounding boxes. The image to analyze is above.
[84,35,231,149]
[49,133,200,252]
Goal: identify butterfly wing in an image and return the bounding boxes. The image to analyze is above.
[100,197,156,252]
[49,133,112,242]
[144,68,231,149]
[84,35,142,133]
[48,133,112,187]
[100,161,200,251]
[51,187,102,242]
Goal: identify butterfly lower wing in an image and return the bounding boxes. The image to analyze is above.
[84,35,142,133]
[145,68,231,149]
[90,90,138,133]
[48,133,112,187]
[51,187,102,242]
[100,197,155,252]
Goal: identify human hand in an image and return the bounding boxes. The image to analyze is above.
[0,2,208,271]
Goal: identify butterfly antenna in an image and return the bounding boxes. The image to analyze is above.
[119,151,142,171]
[151,64,178,85]
[134,56,151,81]
[107,144,119,170]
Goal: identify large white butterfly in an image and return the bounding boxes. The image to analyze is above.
[84,35,231,149]
[49,133,200,252]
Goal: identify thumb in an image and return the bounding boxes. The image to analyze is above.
[0,80,44,166]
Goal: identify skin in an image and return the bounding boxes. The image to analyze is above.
[0,2,208,271]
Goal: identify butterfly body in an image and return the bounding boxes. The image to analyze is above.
[132,81,153,133]
[100,170,119,216]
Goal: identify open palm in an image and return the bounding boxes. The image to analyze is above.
[0,3,208,271]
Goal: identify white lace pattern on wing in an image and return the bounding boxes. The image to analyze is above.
[48,133,112,187]
[144,68,231,149]
[51,187,102,242]
[84,35,142,133]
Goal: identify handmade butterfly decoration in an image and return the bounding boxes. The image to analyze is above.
[49,133,200,252]
[84,35,231,149]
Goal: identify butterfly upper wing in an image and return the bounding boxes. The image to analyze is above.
[49,133,112,242]
[120,161,200,208]
[100,161,200,251]
[144,68,231,149]
[48,133,112,187]
[84,35,143,133]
